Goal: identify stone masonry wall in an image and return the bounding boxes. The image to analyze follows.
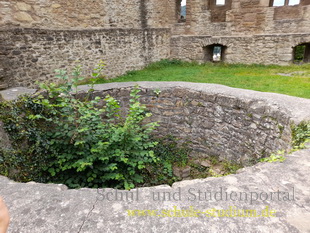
[177,0,310,36]
[77,83,293,164]
[171,0,310,65]
[0,0,177,30]
[1,0,310,88]
[0,0,142,29]
[0,28,170,87]
[0,0,175,88]
[171,33,310,65]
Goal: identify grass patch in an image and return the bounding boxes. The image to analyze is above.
[83,60,310,99]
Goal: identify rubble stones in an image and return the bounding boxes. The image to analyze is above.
[173,166,191,179]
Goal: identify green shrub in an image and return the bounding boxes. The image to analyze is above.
[141,135,191,186]
[294,45,305,62]
[259,150,286,163]
[41,84,158,189]
[0,64,159,190]
[292,121,310,149]
[0,95,52,183]
[153,135,190,167]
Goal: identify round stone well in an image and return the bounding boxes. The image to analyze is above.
[75,81,310,164]
[1,82,310,232]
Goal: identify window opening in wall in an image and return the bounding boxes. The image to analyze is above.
[272,0,285,6]
[271,0,300,6]
[293,43,310,63]
[204,44,226,62]
[213,46,222,61]
[216,0,226,5]
[178,0,186,22]
[288,0,300,5]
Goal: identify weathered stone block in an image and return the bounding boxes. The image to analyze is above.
[173,166,191,179]
[14,12,33,22]
[51,4,62,9]
[0,84,8,90]
[0,121,11,149]
[200,160,211,168]
[16,2,32,11]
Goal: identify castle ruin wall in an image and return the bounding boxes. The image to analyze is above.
[0,0,310,88]
[0,28,170,87]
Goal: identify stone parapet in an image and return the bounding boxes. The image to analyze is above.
[76,82,310,163]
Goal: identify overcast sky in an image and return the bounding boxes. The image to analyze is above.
[273,0,299,5]
[182,0,299,6]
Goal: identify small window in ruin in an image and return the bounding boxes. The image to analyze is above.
[271,0,300,6]
[213,46,222,61]
[216,0,226,5]
[293,43,310,63]
[288,0,300,5]
[272,0,285,6]
[177,0,186,23]
[204,44,226,62]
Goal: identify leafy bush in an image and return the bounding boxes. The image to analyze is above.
[294,45,305,62]
[41,84,158,189]
[259,150,286,163]
[0,95,52,183]
[141,135,191,186]
[292,121,310,149]
[153,135,190,167]
[0,64,159,189]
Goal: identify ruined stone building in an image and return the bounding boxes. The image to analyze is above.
[0,0,309,87]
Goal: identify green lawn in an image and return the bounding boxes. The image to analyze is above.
[86,60,310,99]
